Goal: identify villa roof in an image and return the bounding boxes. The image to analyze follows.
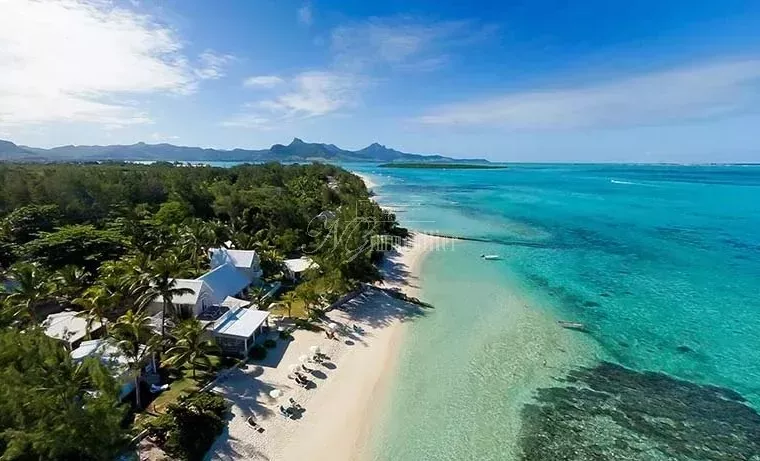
[160,279,212,305]
[210,248,259,270]
[42,311,101,344]
[212,307,269,339]
[284,256,318,274]
[221,296,252,309]
[197,263,251,301]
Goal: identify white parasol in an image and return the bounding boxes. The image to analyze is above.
[299,354,310,364]
[288,364,300,374]
[269,389,282,399]
[328,322,339,331]
[309,345,321,355]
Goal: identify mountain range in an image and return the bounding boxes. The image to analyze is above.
[0,138,487,163]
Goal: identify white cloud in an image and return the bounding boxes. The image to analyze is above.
[150,132,180,142]
[414,60,760,129]
[223,71,361,128]
[297,4,313,26]
[331,17,495,72]
[243,75,285,88]
[0,0,226,128]
[195,51,236,80]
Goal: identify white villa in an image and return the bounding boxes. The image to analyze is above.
[209,306,269,356]
[42,310,103,348]
[146,247,270,357]
[70,339,149,400]
[283,256,318,280]
[209,248,263,281]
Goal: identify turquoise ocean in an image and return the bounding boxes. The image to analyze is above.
[348,164,760,461]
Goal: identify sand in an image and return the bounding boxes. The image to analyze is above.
[206,233,452,461]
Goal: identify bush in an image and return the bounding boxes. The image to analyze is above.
[152,393,228,461]
[263,339,277,349]
[278,329,293,340]
[249,345,267,360]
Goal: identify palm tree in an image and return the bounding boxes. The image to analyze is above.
[280,291,297,318]
[5,262,53,323]
[110,309,157,408]
[52,265,91,303]
[164,318,219,379]
[74,285,118,337]
[138,255,195,341]
[248,285,271,310]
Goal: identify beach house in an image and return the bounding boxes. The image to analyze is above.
[42,310,103,348]
[70,339,156,400]
[145,279,217,318]
[283,256,318,281]
[209,248,263,281]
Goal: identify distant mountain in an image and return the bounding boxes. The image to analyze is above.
[0,137,488,164]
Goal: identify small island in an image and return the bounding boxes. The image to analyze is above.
[378,162,508,169]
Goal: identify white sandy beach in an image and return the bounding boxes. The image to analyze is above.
[206,232,451,461]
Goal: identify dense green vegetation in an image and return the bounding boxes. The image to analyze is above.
[0,161,406,460]
[378,162,507,169]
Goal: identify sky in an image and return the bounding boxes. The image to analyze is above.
[1,0,760,162]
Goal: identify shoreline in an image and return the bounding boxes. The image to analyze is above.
[206,232,450,461]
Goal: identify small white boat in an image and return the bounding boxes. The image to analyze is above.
[480,254,501,260]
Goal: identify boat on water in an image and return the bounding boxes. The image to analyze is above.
[480,254,501,260]
[558,321,587,331]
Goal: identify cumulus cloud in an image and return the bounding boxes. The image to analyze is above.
[223,71,361,128]
[243,75,285,88]
[414,60,760,129]
[331,17,496,72]
[0,0,228,128]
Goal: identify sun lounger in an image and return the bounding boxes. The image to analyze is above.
[289,397,303,409]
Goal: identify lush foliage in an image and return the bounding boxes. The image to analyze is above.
[0,161,404,459]
[146,392,228,461]
[0,329,128,461]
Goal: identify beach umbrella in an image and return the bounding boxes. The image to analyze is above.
[309,345,321,355]
[288,364,300,374]
[299,354,310,364]
[269,389,282,399]
[328,322,339,331]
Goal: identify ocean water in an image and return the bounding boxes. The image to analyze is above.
[352,164,760,461]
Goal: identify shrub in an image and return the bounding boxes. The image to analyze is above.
[157,393,228,461]
[263,339,277,349]
[249,345,267,360]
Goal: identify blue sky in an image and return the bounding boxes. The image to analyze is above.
[1,0,760,162]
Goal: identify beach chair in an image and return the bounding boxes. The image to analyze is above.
[289,397,303,409]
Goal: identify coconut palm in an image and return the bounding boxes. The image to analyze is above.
[5,262,53,323]
[74,285,119,337]
[279,291,297,318]
[138,255,195,340]
[110,309,157,408]
[164,318,219,379]
[52,265,91,303]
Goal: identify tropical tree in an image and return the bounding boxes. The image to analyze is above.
[74,284,120,337]
[248,285,271,310]
[0,328,128,460]
[279,291,297,318]
[138,255,195,341]
[164,318,219,379]
[296,283,321,320]
[53,264,91,303]
[4,262,53,323]
[110,309,157,408]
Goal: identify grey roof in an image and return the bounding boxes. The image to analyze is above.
[197,263,251,301]
[43,311,102,344]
